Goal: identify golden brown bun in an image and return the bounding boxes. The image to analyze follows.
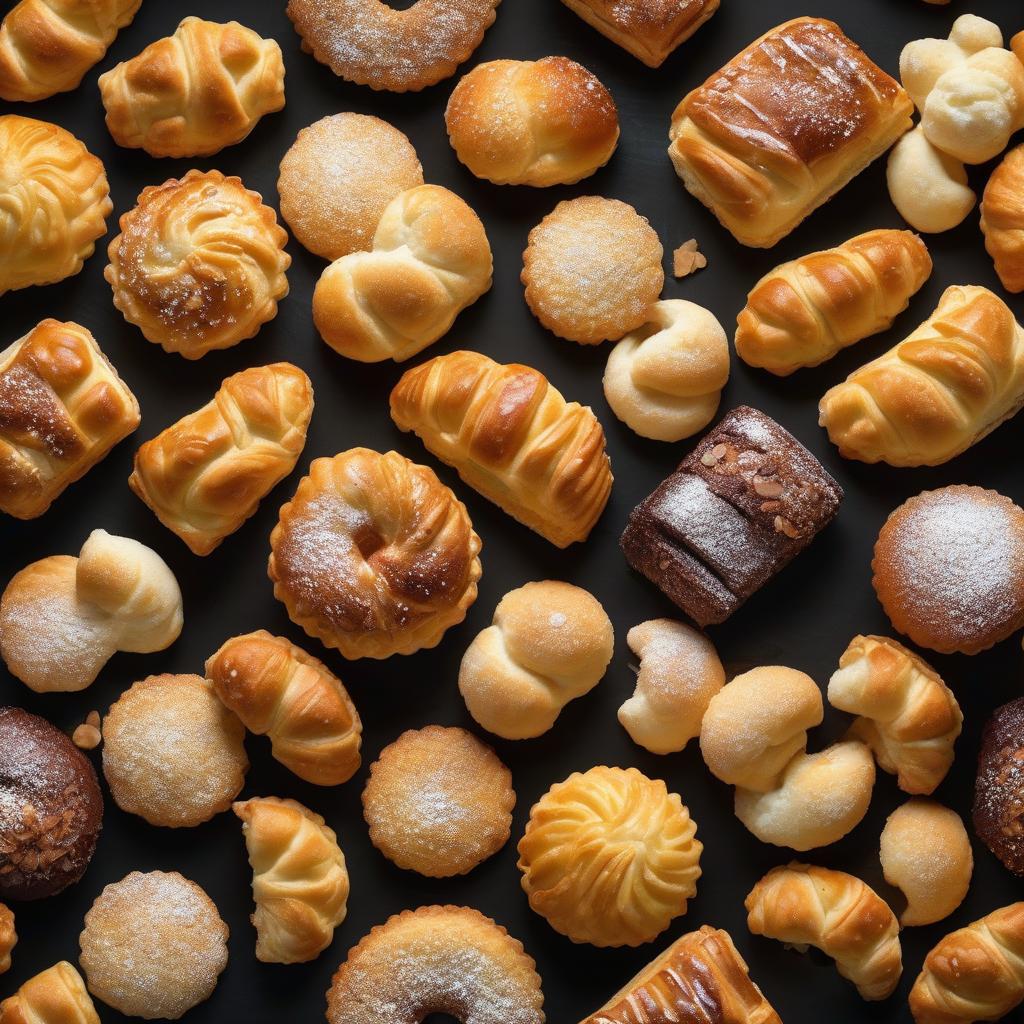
[99,17,284,158]
[312,185,492,363]
[0,904,13,974]
[0,961,99,1024]
[981,144,1024,293]
[819,285,1024,466]
[745,863,902,1001]
[390,350,613,547]
[445,57,619,186]
[206,631,361,786]
[0,320,140,519]
[735,230,932,376]
[668,19,912,248]
[129,364,312,555]
[0,0,140,102]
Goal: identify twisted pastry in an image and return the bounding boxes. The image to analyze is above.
[981,144,1024,293]
[0,961,99,1023]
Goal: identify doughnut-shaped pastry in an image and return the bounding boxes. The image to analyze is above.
[287,0,502,93]
[0,115,111,296]
[326,906,544,1024]
[518,765,702,947]
[269,449,482,660]
[106,169,290,359]
[445,57,619,186]
[0,962,99,1023]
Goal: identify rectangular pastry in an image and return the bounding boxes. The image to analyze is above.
[668,18,913,247]
[0,320,140,519]
[621,406,842,626]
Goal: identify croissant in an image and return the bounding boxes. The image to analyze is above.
[390,350,613,547]
[909,903,1024,1024]
[99,17,285,158]
[0,0,140,102]
[234,797,349,964]
[981,144,1024,293]
[819,285,1024,466]
[206,631,361,786]
[0,961,100,1024]
[735,230,933,376]
[313,185,492,363]
[0,320,140,520]
[129,364,312,555]
[828,635,962,795]
[745,863,902,1001]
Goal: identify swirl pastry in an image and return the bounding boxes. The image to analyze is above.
[981,144,1024,293]
[269,449,482,660]
[0,962,99,1023]
[0,115,111,296]
[106,169,290,359]
[518,765,702,947]
[99,17,285,158]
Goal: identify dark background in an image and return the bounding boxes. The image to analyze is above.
[2,0,1023,1021]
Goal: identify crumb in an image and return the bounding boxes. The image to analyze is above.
[673,239,707,278]
[86,710,100,729]
[73,723,102,750]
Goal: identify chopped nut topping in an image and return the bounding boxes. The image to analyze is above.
[753,477,784,498]
[673,239,707,278]
[774,515,800,539]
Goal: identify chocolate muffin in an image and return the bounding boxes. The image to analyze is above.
[974,697,1024,876]
[0,707,103,900]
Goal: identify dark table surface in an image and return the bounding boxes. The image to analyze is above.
[2,0,1023,1021]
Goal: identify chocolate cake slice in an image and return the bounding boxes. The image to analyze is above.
[621,406,843,626]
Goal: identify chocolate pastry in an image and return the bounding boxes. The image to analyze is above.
[975,697,1024,876]
[0,707,103,900]
[621,406,842,626]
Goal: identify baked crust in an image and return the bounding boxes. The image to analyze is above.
[981,144,1024,293]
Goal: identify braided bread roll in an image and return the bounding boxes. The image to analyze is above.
[391,350,613,547]
[99,17,285,158]
[981,144,1024,293]
[313,185,492,363]
[909,903,1024,1023]
[746,863,902,1001]
[819,285,1024,466]
[129,364,312,556]
[0,961,99,1023]
[0,0,140,102]
[735,230,933,376]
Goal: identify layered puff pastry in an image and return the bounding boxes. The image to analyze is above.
[668,18,913,248]
[99,17,285,158]
[0,115,111,295]
[0,320,140,520]
[981,144,1024,293]
[106,169,290,360]
[0,961,100,1024]
[129,363,312,555]
[390,350,613,548]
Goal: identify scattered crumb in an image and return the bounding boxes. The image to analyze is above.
[73,723,102,750]
[86,710,101,729]
[673,239,707,277]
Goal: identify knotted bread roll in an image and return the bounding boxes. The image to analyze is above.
[0,961,99,1023]
[981,144,1024,293]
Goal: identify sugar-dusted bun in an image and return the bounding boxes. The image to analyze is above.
[0,961,99,1023]
[974,696,1024,876]
[603,299,729,441]
[981,144,1024,293]
[881,799,972,926]
[618,618,724,755]
[458,581,613,740]
[886,126,975,234]
[734,741,876,851]
[699,666,823,792]
[445,57,619,186]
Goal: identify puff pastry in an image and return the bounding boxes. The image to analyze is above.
[0,961,99,1024]
[981,144,1024,293]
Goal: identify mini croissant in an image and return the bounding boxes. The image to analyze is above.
[234,797,349,964]
[981,144,1024,293]
[99,16,285,157]
[206,631,362,786]
[391,350,613,547]
[0,961,100,1024]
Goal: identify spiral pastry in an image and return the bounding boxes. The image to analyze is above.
[0,115,111,296]
[517,765,703,947]
[105,169,290,359]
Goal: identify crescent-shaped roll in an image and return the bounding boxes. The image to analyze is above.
[735,230,932,376]
[819,284,1024,466]
[0,961,99,1023]
[981,144,1024,293]
[390,350,613,547]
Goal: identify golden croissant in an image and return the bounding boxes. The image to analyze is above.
[819,285,1024,466]
[99,16,285,157]
[129,364,312,555]
[735,230,932,376]
[206,631,362,786]
[391,350,613,547]
[746,863,902,1001]
[234,797,349,964]
[981,144,1024,293]
[0,960,100,1023]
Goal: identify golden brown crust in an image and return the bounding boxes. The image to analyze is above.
[0,904,13,974]
[981,144,1024,293]
[0,961,99,1024]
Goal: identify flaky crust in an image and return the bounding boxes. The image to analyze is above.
[390,350,613,547]
[0,320,140,519]
[268,449,482,660]
[981,145,1024,293]
[129,363,312,555]
[0,904,13,973]
[0,961,99,1024]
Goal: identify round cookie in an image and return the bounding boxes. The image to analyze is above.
[522,196,663,344]
[79,870,228,1020]
[0,706,103,901]
[873,485,1024,654]
[278,113,423,261]
[102,674,248,828]
[974,696,1024,876]
[362,726,514,877]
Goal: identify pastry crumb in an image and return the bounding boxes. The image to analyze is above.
[673,239,707,277]
[73,723,102,750]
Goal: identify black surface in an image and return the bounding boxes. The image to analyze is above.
[2,1,1023,1022]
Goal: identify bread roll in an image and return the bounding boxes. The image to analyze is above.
[0,961,99,1023]
[981,144,1024,293]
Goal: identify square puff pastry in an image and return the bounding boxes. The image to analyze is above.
[669,18,913,248]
